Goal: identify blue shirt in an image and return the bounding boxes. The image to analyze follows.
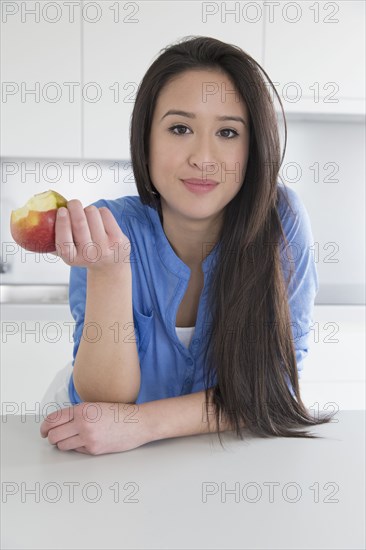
[68,184,319,404]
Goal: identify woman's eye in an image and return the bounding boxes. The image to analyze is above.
[168,125,239,139]
[168,124,190,135]
[220,128,239,139]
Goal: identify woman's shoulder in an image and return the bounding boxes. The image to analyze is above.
[276,183,306,220]
[276,183,315,246]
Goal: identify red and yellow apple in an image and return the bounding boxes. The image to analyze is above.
[10,190,68,253]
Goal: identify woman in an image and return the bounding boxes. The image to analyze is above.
[40,36,335,454]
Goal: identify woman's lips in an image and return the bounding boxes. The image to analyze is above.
[182,179,218,185]
[182,179,218,194]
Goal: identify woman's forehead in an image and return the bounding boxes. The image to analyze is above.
[153,70,248,118]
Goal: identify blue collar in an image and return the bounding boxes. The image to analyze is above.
[146,204,220,279]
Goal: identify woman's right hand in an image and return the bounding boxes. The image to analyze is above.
[51,200,132,273]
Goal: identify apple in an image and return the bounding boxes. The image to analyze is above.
[10,190,68,253]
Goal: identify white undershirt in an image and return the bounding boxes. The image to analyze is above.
[175,326,195,348]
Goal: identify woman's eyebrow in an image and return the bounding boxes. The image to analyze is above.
[160,109,247,127]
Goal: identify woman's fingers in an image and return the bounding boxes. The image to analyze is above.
[98,207,128,242]
[56,201,103,264]
[56,435,87,452]
[66,200,94,251]
[54,200,127,268]
[54,205,76,261]
[84,205,110,245]
[73,446,91,454]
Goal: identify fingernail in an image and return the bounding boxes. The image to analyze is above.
[58,208,67,216]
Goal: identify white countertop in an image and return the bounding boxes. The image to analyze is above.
[1,411,365,549]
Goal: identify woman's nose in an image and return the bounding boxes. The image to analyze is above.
[188,139,219,174]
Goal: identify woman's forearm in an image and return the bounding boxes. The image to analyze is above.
[73,266,141,403]
[140,389,245,442]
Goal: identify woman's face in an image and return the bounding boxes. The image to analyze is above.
[148,69,250,223]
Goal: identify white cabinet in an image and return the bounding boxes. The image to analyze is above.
[263,0,365,119]
[82,0,264,160]
[0,1,82,158]
[2,1,364,159]
[1,305,75,415]
[299,305,365,410]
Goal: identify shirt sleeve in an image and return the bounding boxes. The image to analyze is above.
[277,185,319,396]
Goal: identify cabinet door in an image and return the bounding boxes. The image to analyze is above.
[83,0,264,160]
[1,305,75,414]
[300,305,365,410]
[0,1,82,158]
[263,1,365,117]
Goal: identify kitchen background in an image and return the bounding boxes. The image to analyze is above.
[1,1,365,413]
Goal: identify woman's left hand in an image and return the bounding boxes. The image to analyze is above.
[40,402,150,455]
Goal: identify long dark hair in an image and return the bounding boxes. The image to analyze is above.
[130,35,336,442]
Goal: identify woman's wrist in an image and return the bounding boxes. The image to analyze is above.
[87,260,132,279]
[135,390,222,444]
[136,401,162,444]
